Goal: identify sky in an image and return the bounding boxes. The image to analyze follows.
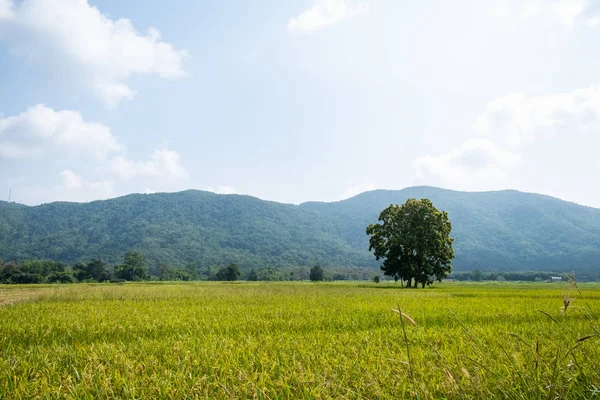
[1,0,600,207]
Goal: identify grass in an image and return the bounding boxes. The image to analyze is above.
[1,281,599,399]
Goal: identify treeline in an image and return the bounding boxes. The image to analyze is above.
[0,252,378,284]
[0,251,150,284]
[450,269,565,282]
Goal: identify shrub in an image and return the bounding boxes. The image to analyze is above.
[47,272,76,284]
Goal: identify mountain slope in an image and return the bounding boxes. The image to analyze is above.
[1,187,600,275]
[0,191,372,269]
[301,187,600,272]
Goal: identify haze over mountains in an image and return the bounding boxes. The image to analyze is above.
[1,186,599,279]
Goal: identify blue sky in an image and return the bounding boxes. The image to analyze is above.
[1,0,600,207]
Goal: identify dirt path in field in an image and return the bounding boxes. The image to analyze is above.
[0,288,51,306]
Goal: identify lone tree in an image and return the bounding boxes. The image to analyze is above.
[74,259,110,282]
[114,251,148,281]
[309,265,324,282]
[366,198,454,288]
[216,264,241,281]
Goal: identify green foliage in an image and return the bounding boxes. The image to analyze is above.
[367,199,454,288]
[452,270,563,282]
[74,259,110,282]
[247,269,259,281]
[1,187,600,279]
[373,275,380,283]
[258,267,282,281]
[309,265,324,282]
[215,264,240,281]
[47,271,76,284]
[8,272,44,284]
[114,251,148,281]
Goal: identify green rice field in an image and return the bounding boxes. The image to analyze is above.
[1,281,599,399]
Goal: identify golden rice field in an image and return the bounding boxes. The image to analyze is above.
[1,281,599,399]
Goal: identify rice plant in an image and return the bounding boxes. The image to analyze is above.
[0,281,598,399]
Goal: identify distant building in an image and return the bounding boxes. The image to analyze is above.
[551,276,563,283]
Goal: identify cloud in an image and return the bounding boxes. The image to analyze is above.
[338,182,376,200]
[413,139,521,188]
[474,85,600,147]
[14,169,115,204]
[110,149,187,180]
[0,0,189,107]
[58,169,83,190]
[415,84,600,191]
[491,0,595,27]
[0,142,43,159]
[0,104,122,160]
[1,104,189,204]
[288,0,368,32]
[206,185,237,195]
[0,0,13,19]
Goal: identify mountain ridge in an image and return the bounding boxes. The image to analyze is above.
[1,186,599,279]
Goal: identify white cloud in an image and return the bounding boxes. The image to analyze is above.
[110,149,187,180]
[0,0,13,19]
[288,0,368,32]
[206,185,237,195]
[338,182,376,200]
[415,84,600,193]
[491,0,592,27]
[0,104,123,160]
[0,0,189,107]
[0,104,189,204]
[552,0,586,26]
[587,16,600,26]
[14,170,114,204]
[474,85,600,147]
[0,142,43,159]
[59,169,83,190]
[413,139,521,189]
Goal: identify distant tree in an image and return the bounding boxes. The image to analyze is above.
[0,262,18,283]
[216,264,240,281]
[184,264,198,281]
[21,260,64,276]
[74,259,110,282]
[115,251,148,281]
[373,275,381,283]
[11,272,43,284]
[259,267,281,281]
[333,273,347,281]
[158,263,173,281]
[366,199,454,288]
[200,266,215,281]
[309,265,324,282]
[247,269,259,281]
[171,268,192,281]
[47,271,76,284]
[472,269,482,282]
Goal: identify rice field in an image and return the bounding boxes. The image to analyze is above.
[1,281,599,399]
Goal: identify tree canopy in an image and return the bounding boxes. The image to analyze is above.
[215,264,241,281]
[2,188,600,280]
[366,198,454,288]
[114,251,148,281]
[309,265,324,282]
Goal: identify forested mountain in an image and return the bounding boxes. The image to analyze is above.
[1,187,600,277]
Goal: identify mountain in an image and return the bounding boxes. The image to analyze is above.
[1,187,600,277]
